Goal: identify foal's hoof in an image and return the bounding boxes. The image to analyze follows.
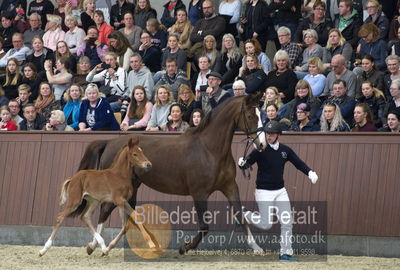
[86,245,95,255]
[179,243,187,255]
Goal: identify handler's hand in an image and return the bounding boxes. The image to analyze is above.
[238,157,250,169]
[308,170,318,184]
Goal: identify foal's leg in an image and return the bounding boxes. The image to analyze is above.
[81,199,108,254]
[220,181,263,254]
[39,198,83,256]
[86,186,139,255]
[101,207,127,256]
[179,197,209,254]
[86,202,116,255]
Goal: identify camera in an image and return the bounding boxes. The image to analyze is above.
[101,63,111,70]
[120,96,131,115]
[199,85,208,92]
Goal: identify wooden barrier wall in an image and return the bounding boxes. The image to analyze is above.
[0,132,399,237]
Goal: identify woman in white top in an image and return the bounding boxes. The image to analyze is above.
[86,51,126,106]
[64,15,86,54]
[219,0,241,38]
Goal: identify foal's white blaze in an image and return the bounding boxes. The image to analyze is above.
[255,108,266,150]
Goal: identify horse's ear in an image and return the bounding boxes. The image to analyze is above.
[244,91,264,107]
[128,137,139,149]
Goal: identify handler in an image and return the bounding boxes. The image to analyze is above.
[238,120,319,261]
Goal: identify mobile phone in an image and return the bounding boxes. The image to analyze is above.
[199,85,208,92]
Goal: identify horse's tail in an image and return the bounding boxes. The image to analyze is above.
[78,140,109,171]
[60,178,72,205]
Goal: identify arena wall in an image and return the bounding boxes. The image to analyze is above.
[0,132,399,256]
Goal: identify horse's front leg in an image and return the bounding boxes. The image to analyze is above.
[220,180,264,254]
[179,198,209,254]
[86,186,139,255]
[86,202,116,255]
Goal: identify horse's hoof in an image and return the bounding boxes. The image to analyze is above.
[86,245,95,255]
[38,251,44,257]
[179,243,187,255]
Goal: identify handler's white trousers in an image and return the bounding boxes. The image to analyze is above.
[244,187,293,256]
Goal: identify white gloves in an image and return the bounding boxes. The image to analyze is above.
[308,170,318,184]
[238,157,247,167]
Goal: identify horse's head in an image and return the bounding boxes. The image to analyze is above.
[238,92,266,151]
[127,137,152,171]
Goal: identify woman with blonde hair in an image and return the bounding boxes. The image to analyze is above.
[168,8,193,51]
[197,35,221,70]
[304,57,326,96]
[43,14,65,51]
[44,110,75,131]
[146,85,174,131]
[217,33,242,85]
[78,83,119,131]
[80,0,96,32]
[242,39,271,74]
[364,0,389,40]
[283,79,321,123]
[25,36,55,76]
[322,28,353,71]
[0,58,22,100]
[320,103,350,132]
[146,18,168,49]
[265,50,298,103]
[63,84,84,130]
[177,84,195,122]
[237,54,264,89]
[262,86,283,111]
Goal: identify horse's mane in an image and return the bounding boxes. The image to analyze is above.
[184,96,243,135]
[109,143,129,167]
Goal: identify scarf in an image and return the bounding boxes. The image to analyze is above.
[35,95,55,114]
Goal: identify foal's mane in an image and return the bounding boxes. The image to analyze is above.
[185,96,244,135]
[109,143,129,167]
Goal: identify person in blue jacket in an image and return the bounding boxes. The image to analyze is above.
[78,83,120,131]
[62,84,83,130]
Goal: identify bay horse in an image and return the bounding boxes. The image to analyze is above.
[39,137,160,257]
[79,93,266,255]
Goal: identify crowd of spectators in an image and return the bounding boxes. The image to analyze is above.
[0,0,399,133]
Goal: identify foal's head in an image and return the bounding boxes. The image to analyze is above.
[238,92,266,151]
[126,137,152,171]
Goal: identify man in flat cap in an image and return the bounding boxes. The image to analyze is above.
[194,71,232,115]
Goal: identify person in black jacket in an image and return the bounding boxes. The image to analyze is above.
[290,103,321,131]
[239,0,270,52]
[294,1,333,47]
[110,0,135,30]
[0,12,18,52]
[238,120,319,261]
[161,0,186,29]
[19,103,46,130]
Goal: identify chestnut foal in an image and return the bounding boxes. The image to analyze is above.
[39,137,159,256]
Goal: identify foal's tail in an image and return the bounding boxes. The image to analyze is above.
[59,174,87,217]
[60,178,72,206]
